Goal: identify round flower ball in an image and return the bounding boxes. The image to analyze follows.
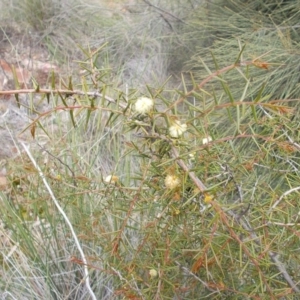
[134,97,154,115]
[104,175,119,184]
[169,120,187,138]
[149,269,158,279]
[165,174,181,189]
[202,136,212,144]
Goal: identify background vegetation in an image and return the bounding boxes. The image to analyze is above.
[1,0,300,299]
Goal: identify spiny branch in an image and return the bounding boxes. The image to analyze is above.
[154,132,300,293]
[0,88,127,109]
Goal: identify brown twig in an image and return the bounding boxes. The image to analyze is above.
[142,0,188,25]
[0,88,127,109]
[163,60,261,113]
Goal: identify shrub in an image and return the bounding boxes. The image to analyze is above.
[0,45,300,299]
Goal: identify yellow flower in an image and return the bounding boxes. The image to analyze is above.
[104,175,119,184]
[172,207,181,215]
[149,269,158,279]
[134,97,154,114]
[169,120,187,138]
[204,192,213,203]
[55,174,62,181]
[165,174,181,189]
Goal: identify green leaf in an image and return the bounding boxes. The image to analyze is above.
[250,104,258,122]
[253,82,266,103]
[211,51,220,70]
[14,93,20,108]
[85,108,92,130]
[234,43,247,65]
[69,109,76,128]
[59,92,68,107]
[51,71,56,89]
[11,65,20,89]
[68,76,73,91]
